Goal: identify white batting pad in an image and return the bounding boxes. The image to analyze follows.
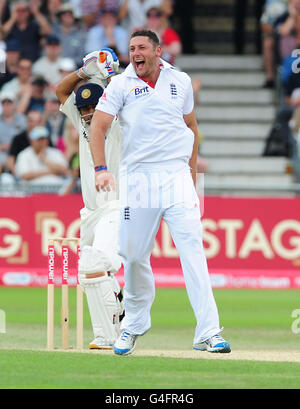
[78,245,121,274]
[79,274,122,344]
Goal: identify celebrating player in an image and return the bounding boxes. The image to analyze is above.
[89,30,231,355]
[55,48,124,350]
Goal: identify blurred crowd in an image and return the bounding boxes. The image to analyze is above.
[260,0,300,170]
[0,0,201,192]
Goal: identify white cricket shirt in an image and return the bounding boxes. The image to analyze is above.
[60,93,121,210]
[96,59,195,172]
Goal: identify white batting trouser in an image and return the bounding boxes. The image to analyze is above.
[118,163,221,345]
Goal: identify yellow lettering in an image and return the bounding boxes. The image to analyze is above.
[271,220,300,260]
[239,219,274,259]
[202,219,220,258]
[0,219,22,258]
[66,219,81,252]
[218,219,244,258]
[41,218,64,255]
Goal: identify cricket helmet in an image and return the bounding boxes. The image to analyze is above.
[75,83,103,109]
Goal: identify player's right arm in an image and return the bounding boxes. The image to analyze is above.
[56,72,85,105]
[89,110,116,192]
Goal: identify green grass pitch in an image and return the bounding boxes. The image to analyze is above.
[0,287,299,389]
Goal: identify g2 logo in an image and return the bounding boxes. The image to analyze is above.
[291,309,300,334]
[291,49,300,74]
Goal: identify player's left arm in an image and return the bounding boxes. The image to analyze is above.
[184,110,198,186]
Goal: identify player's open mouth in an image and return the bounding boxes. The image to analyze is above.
[135,60,145,70]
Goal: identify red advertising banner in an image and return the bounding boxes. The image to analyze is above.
[0,195,299,288]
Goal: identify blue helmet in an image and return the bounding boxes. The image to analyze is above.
[75,83,103,109]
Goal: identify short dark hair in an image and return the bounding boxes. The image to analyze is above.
[130,30,160,48]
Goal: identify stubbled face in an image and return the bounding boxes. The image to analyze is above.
[129,36,161,78]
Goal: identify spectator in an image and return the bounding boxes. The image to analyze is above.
[275,0,300,34]
[260,0,288,88]
[15,125,69,186]
[277,1,300,61]
[6,109,44,175]
[79,0,102,28]
[1,57,33,100]
[118,0,163,34]
[1,0,51,62]
[85,7,129,67]
[33,34,63,87]
[44,92,66,151]
[144,6,201,104]
[59,120,80,194]
[0,39,21,89]
[54,3,86,66]
[144,6,181,65]
[58,57,77,79]
[275,1,300,101]
[68,0,82,20]
[61,118,79,162]
[0,0,10,24]
[60,150,81,194]
[42,0,63,27]
[17,76,49,114]
[0,91,27,172]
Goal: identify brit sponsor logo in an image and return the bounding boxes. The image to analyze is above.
[131,86,150,98]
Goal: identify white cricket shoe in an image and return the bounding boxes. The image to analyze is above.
[89,337,114,350]
[193,332,231,353]
[113,330,137,356]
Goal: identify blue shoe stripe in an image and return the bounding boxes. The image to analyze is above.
[208,342,231,353]
[214,342,227,348]
[114,347,130,355]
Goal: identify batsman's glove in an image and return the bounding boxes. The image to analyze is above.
[77,49,119,80]
[77,51,103,80]
[96,47,119,79]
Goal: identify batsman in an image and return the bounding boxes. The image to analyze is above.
[56,48,124,349]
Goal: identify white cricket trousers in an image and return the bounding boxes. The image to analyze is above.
[118,163,221,344]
